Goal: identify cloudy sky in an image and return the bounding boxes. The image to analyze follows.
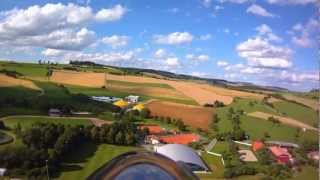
[0,0,319,91]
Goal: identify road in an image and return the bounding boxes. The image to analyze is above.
[0,115,112,127]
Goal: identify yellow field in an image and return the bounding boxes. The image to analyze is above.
[51,70,105,87]
[283,94,319,110]
[0,74,41,90]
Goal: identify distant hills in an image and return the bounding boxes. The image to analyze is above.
[69,60,289,93]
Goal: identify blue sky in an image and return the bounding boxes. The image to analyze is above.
[0,0,318,91]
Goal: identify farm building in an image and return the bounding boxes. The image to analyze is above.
[252,140,264,152]
[307,151,319,161]
[125,95,139,103]
[266,141,299,148]
[138,124,165,135]
[91,96,121,103]
[154,144,209,172]
[48,108,62,117]
[132,103,145,111]
[113,100,129,108]
[158,133,200,145]
[269,146,292,164]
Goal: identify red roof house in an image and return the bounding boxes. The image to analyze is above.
[139,125,164,135]
[159,134,200,145]
[269,146,292,164]
[252,140,264,152]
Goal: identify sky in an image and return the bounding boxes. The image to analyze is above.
[0,0,319,91]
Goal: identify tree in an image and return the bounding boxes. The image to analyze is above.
[140,108,150,118]
[115,131,124,144]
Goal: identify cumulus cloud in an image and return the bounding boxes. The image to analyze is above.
[291,18,320,48]
[246,4,275,17]
[0,3,126,50]
[42,48,66,57]
[199,34,212,41]
[202,0,212,8]
[101,35,129,49]
[255,24,282,42]
[153,32,194,45]
[219,0,249,3]
[279,70,319,83]
[165,57,180,67]
[186,54,209,62]
[217,60,229,67]
[154,49,167,59]
[236,37,292,68]
[266,0,317,5]
[95,5,127,22]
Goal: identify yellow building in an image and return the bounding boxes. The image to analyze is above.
[113,99,129,108]
[132,103,145,111]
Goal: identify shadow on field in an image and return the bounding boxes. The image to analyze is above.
[60,142,98,172]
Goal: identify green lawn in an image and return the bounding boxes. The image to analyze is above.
[59,143,139,180]
[0,61,48,77]
[272,100,318,126]
[291,166,318,180]
[199,152,224,179]
[108,79,174,89]
[141,118,178,130]
[2,116,92,130]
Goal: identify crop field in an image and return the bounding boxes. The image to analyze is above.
[145,100,214,130]
[0,74,41,90]
[283,93,318,110]
[51,70,105,87]
[272,100,318,127]
[59,143,139,180]
[1,116,92,129]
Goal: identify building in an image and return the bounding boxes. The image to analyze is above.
[307,151,319,161]
[132,103,145,111]
[113,99,129,108]
[158,134,200,145]
[155,144,209,172]
[269,146,292,164]
[48,108,61,117]
[125,95,139,103]
[252,140,264,152]
[139,124,165,135]
[266,141,299,148]
[91,96,121,103]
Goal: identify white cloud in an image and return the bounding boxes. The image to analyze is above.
[101,35,129,49]
[217,60,229,67]
[154,48,167,58]
[95,5,127,22]
[153,32,194,45]
[168,8,179,13]
[199,34,212,41]
[219,0,249,3]
[191,72,209,77]
[0,3,126,50]
[214,5,224,11]
[236,37,292,68]
[266,0,317,5]
[255,24,282,42]
[202,0,212,8]
[291,18,320,48]
[186,54,209,62]
[246,4,275,17]
[165,57,180,67]
[279,70,319,82]
[224,28,230,34]
[42,48,66,57]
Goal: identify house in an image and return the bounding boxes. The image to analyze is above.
[125,95,139,103]
[91,96,121,103]
[307,151,319,161]
[0,168,6,176]
[48,108,62,117]
[158,133,200,145]
[252,140,264,152]
[269,146,292,164]
[113,100,129,108]
[132,103,145,111]
[145,135,161,145]
[138,124,165,135]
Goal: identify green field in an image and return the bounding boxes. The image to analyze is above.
[272,100,318,126]
[108,79,174,89]
[59,143,139,180]
[0,61,48,77]
[198,152,224,179]
[2,116,92,130]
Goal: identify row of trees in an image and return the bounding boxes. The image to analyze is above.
[152,115,187,131]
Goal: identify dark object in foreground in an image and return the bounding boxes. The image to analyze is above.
[87,151,199,180]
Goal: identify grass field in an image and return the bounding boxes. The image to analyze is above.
[108,79,174,89]
[59,143,139,180]
[2,116,92,130]
[199,152,224,179]
[291,166,318,180]
[0,61,48,77]
[272,100,318,126]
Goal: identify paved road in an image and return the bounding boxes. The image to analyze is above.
[0,115,112,127]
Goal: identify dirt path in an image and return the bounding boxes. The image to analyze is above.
[247,111,318,131]
[0,115,112,127]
